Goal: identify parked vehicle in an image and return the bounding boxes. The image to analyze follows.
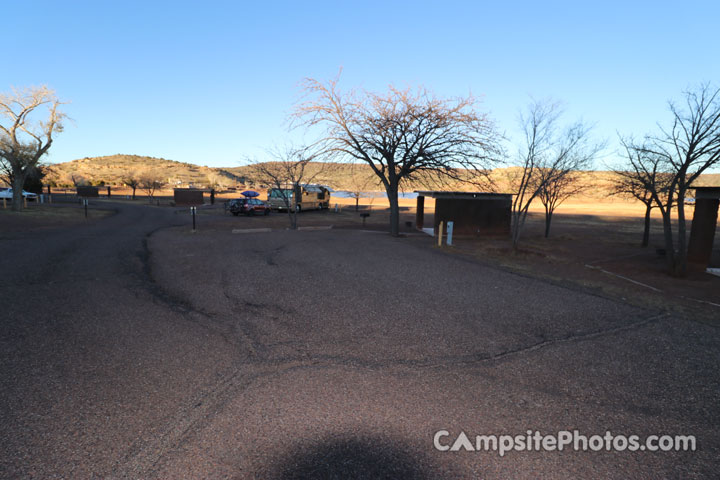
[228,198,271,216]
[267,184,331,212]
[0,188,38,201]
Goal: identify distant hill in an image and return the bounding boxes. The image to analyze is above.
[45,155,388,191]
[44,154,720,193]
[694,173,720,187]
[45,155,244,188]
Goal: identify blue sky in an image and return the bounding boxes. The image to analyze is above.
[4,0,719,168]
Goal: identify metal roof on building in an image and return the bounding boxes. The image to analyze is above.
[414,191,513,200]
[694,186,720,199]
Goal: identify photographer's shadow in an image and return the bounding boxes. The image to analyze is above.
[276,435,444,480]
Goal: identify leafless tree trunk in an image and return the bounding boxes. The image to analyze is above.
[346,166,379,212]
[610,147,674,247]
[539,172,583,238]
[509,99,602,247]
[294,73,502,236]
[0,86,65,211]
[123,176,140,200]
[641,200,652,247]
[623,84,720,276]
[139,171,165,202]
[539,171,585,238]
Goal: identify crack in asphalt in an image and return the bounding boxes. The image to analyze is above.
[134,230,252,354]
[117,312,667,478]
[113,221,673,479]
[117,251,669,478]
[236,311,667,372]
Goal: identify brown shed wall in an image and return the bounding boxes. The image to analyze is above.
[687,198,719,266]
[433,197,511,236]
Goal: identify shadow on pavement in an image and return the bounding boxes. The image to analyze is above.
[275,435,444,480]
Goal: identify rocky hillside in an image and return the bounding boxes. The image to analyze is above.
[44,154,720,194]
[45,155,244,188]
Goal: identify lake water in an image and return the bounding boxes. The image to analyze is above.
[332,191,419,199]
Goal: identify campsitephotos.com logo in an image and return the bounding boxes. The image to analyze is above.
[433,430,696,457]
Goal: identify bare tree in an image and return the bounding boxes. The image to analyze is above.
[294,74,502,236]
[71,174,88,187]
[611,140,674,247]
[0,86,65,211]
[510,99,602,247]
[123,175,140,200]
[52,171,86,188]
[538,171,583,238]
[206,171,230,191]
[537,122,604,238]
[623,83,720,276]
[509,100,558,248]
[139,171,165,202]
[246,145,324,229]
[345,166,381,212]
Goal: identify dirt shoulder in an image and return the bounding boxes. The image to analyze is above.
[0,203,115,237]
[440,212,720,323]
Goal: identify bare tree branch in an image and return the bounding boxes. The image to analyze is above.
[509,99,603,247]
[245,144,328,229]
[622,83,720,276]
[0,86,66,210]
[293,74,502,236]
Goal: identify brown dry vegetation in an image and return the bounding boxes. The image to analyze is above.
[44,155,242,188]
[42,155,720,195]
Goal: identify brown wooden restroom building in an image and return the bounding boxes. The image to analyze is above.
[414,191,513,236]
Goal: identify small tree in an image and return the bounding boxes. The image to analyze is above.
[247,145,325,230]
[611,140,674,247]
[123,176,140,199]
[139,171,164,202]
[206,171,229,191]
[294,74,502,236]
[620,83,720,276]
[71,174,88,187]
[0,86,65,211]
[537,170,585,238]
[537,121,603,238]
[510,99,602,247]
[345,166,380,212]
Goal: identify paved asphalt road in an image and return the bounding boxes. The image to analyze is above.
[1,203,719,479]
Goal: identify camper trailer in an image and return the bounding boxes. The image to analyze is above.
[267,184,331,212]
